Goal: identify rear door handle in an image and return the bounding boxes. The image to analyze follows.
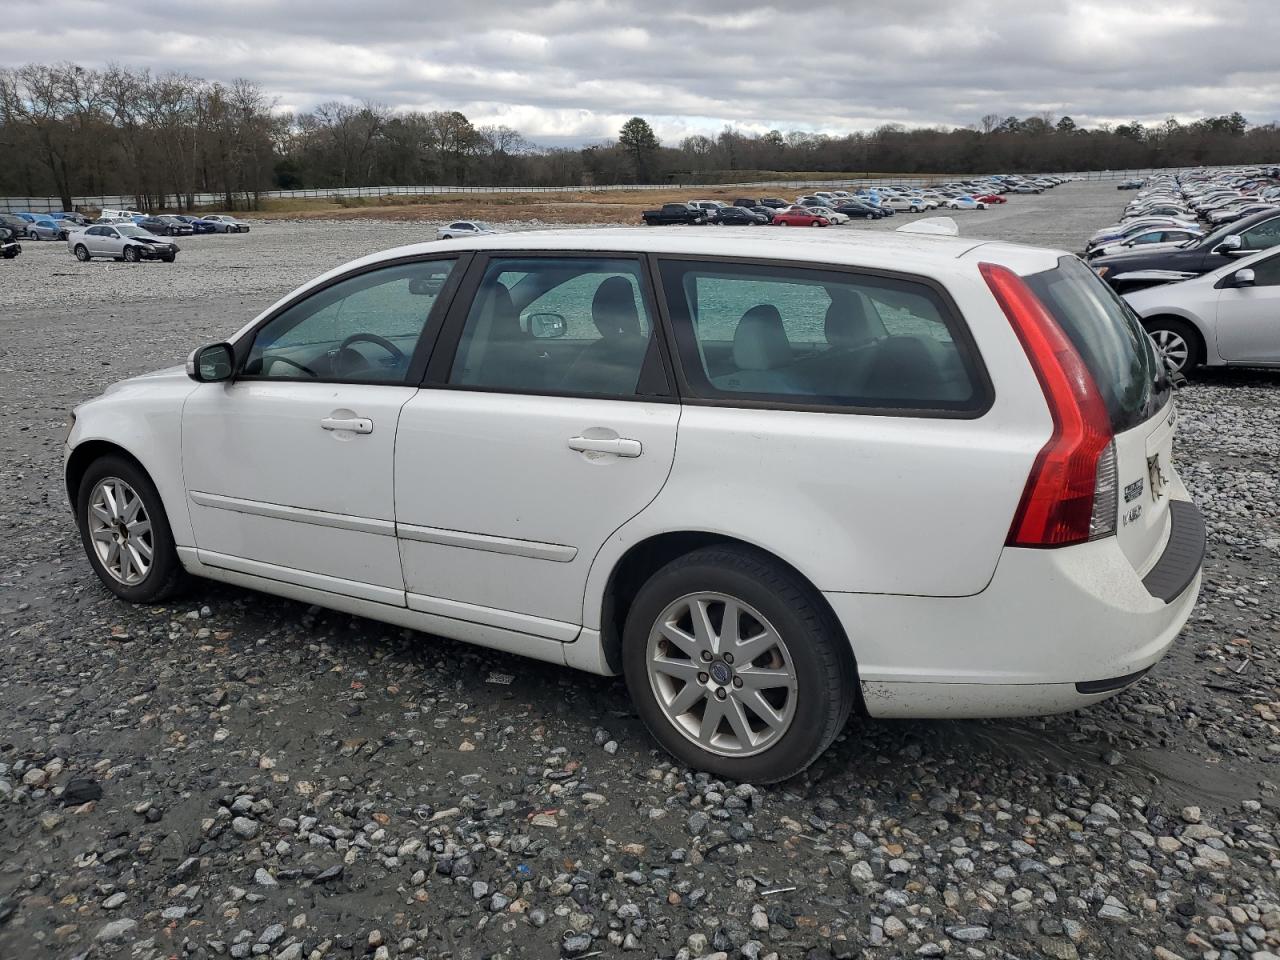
[321,416,373,434]
[568,436,642,458]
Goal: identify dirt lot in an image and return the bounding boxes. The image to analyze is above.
[1,182,1278,960]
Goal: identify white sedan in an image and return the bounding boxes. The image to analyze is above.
[68,223,179,262]
[1124,245,1280,374]
[436,220,497,240]
[201,215,251,234]
[64,229,1202,782]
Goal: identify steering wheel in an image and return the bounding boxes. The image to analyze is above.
[337,333,406,374]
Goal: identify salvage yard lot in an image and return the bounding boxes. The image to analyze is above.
[1,182,1278,959]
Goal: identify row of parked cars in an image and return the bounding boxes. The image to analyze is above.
[641,174,1071,228]
[0,208,251,264]
[1085,167,1280,375]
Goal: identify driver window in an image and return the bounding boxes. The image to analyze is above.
[1249,254,1280,287]
[245,258,458,383]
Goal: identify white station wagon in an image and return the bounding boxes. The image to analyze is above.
[66,228,1205,782]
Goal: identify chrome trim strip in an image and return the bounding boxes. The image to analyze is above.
[396,522,577,562]
[189,491,395,537]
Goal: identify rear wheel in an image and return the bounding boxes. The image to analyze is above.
[1143,317,1202,376]
[623,545,855,783]
[74,245,90,262]
[76,455,187,603]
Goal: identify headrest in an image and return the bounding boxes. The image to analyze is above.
[732,305,791,371]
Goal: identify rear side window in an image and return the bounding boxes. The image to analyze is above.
[656,259,987,414]
[1023,256,1170,433]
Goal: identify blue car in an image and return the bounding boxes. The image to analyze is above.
[173,214,219,234]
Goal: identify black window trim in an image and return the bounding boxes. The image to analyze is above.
[646,252,996,420]
[228,251,472,388]
[419,249,677,404]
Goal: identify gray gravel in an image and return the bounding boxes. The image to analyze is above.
[1,182,1279,960]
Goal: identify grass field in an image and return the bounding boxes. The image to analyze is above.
[244,179,957,224]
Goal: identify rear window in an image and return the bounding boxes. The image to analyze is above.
[1024,256,1170,433]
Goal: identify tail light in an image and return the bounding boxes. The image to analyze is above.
[979,262,1115,547]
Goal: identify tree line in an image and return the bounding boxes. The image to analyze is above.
[2,63,1278,212]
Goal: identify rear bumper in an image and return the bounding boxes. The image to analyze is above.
[828,496,1204,719]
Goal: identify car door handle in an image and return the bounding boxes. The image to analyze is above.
[321,416,373,434]
[568,436,642,458]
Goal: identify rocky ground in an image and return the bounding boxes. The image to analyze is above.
[1,183,1277,960]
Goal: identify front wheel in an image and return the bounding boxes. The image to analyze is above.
[623,545,855,783]
[123,246,140,262]
[74,245,91,262]
[76,455,187,603]
[1144,318,1201,376]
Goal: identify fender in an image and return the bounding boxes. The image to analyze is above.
[66,369,198,547]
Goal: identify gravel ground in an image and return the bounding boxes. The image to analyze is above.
[1,182,1278,960]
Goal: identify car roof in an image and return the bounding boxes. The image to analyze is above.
[334,227,1065,286]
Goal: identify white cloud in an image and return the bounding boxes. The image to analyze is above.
[1,0,1276,143]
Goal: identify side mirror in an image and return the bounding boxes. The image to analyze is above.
[528,313,567,339]
[187,342,235,382]
[1228,268,1255,288]
[1214,234,1242,254]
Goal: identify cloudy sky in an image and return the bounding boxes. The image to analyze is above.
[4,0,1278,144]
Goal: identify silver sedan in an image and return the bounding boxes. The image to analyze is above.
[67,224,180,263]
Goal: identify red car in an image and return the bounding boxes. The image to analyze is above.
[975,193,1007,204]
[773,207,830,227]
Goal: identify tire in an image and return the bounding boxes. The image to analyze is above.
[161,254,175,263]
[74,245,90,262]
[76,455,187,603]
[622,544,856,783]
[123,246,140,262]
[1143,317,1202,376]
[809,221,821,227]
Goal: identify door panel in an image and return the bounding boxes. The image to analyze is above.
[1215,255,1280,363]
[183,381,417,593]
[395,391,678,628]
[395,253,678,633]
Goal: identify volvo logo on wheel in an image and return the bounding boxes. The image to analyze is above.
[709,661,732,685]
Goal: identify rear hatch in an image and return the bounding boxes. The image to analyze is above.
[1022,257,1176,575]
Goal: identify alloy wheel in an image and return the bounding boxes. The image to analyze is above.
[86,477,153,586]
[645,592,798,758]
[1151,329,1190,373]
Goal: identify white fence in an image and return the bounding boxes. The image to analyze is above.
[0,164,1262,213]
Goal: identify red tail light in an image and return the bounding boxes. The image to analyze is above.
[979,262,1114,547]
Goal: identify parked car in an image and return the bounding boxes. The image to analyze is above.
[0,226,21,259]
[772,207,830,227]
[974,193,1007,204]
[834,200,887,220]
[137,215,195,237]
[201,214,250,233]
[714,206,771,225]
[51,211,91,226]
[0,213,33,238]
[1124,245,1280,374]
[172,214,219,234]
[757,198,789,209]
[68,223,179,262]
[805,206,851,224]
[641,203,707,226]
[1006,184,1044,194]
[689,200,730,221]
[1085,227,1204,259]
[1092,209,1280,292]
[945,196,988,210]
[63,229,1203,782]
[25,216,69,240]
[1117,179,1145,190]
[434,220,496,240]
[100,208,147,222]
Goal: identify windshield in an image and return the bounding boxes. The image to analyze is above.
[117,225,149,238]
[1024,256,1171,433]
